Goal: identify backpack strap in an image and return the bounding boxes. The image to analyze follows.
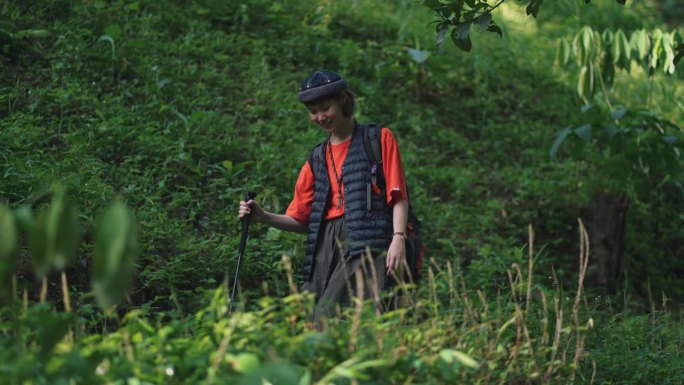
[362,123,386,211]
[308,140,327,181]
[364,123,383,166]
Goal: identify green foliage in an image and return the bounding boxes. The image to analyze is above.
[0,0,683,383]
[0,205,18,302]
[93,200,140,310]
[0,248,600,384]
[550,106,683,196]
[557,26,683,102]
[422,0,628,51]
[29,189,81,277]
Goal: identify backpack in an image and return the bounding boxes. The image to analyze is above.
[308,123,425,282]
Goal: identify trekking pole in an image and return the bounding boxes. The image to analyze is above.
[230,191,257,313]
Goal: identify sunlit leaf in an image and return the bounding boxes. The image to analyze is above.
[577,65,589,100]
[222,160,233,171]
[16,29,50,38]
[556,39,570,66]
[440,349,479,368]
[229,353,260,374]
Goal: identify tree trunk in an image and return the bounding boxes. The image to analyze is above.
[585,192,629,292]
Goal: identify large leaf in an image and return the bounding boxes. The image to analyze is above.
[577,64,594,101]
[451,23,472,52]
[556,39,571,67]
[0,205,17,263]
[25,303,74,360]
[30,191,81,276]
[421,0,443,11]
[616,29,631,70]
[476,12,492,31]
[0,205,18,302]
[93,201,140,309]
[525,0,544,18]
[674,43,684,67]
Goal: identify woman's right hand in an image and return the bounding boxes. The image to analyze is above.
[238,199,265,223]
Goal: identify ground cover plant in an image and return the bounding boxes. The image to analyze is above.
[1,0,683,383]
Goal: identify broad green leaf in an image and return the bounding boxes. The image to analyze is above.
[222,160,233,171]
[674,43,684,67]
[93,201,140,309]
[581,27,592,63]
[611,107,628,121]
[650,30,663,71]
[602,29,614,45]
[28,304,74,360]
[577,65,593,100]
[229,353,260,374]
[452,35,472,52]
[476,12,492,31]
[574,124,592,142]
[486,24,502,38]
[436,25,449,45]
[0,205,17,262]
[30,191,81,276]
[104,24,122,40]
[611,31,621,64]
[453,22,471,41]
[556,39,570,66]
[550,127,572,159]
[662,34,676,74]
[631,30,650,61]
[126,1,140,11]
[616,29,631,70]
[0,206,17,302]
[451,23,472,52]
[421,0,443,11]
[525,0,543,18]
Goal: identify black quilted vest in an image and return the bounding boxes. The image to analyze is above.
[303,124,393,281]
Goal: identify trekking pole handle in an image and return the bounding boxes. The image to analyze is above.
[242,191,257,223]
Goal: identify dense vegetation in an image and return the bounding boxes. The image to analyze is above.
[1,0,683,383]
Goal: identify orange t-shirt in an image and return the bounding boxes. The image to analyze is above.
[285,127,408,225]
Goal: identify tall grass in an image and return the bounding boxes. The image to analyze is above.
[0,222,600,384]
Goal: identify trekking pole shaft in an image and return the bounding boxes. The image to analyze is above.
[230,221,250,304]
[230,191,256,311]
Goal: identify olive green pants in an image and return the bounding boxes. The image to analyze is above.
[303,217,390,322]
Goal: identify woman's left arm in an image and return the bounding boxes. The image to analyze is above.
[386,198,408,276]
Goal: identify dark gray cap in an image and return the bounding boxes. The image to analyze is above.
[298,70,347,103]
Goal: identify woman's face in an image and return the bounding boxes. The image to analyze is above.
[307,97,346,133]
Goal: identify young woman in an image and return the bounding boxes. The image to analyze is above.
[238,70,409,320]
